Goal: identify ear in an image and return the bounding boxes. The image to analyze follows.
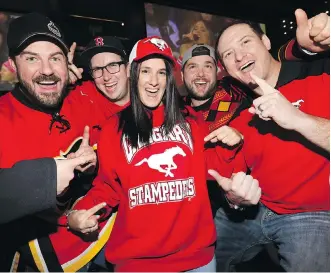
[8,58,17,72]
[181,71,184,82]
[261,34,271,51]
[126,64,131,77]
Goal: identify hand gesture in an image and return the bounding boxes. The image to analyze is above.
[68,42,83,84]
[204,125,243,146]
[249,74,303,130]
[67,202,107,234]
[67,126,97,173]
[55,153,97,195]
[295,8,330,52]
[208,170,261,206]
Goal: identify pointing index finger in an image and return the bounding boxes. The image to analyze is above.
[85,202,107,218]
[250,74,278,96]
[81,126,90,147]
[68,42,77,63]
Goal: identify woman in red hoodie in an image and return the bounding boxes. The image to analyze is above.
[67,36,255,272]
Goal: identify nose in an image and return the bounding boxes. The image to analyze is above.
[40,60,54,75]
[197,67,205,77]
[102,67,113,82]
[149,72,159,87]
[234,50,245,62]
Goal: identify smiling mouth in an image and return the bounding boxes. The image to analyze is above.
[146,88,159,97]
[194,80,208,89]
[36,81,57,86]
[240,61,255,72]
[105,82,117,88]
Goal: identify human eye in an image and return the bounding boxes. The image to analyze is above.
[25,56,38,63]
[50,56,61,62]
[243,39,251,45]
[159,70,166,76]
[141,68,149,74]
[91,68,102,77]
[224,51,233,59]
[107,62,117,68]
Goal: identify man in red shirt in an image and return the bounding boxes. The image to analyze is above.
[69,36,130,124]
[212,9,330,271]
[22,37,131,272]
[0,13,111,272]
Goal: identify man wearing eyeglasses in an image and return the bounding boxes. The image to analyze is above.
[64,37,130,145]
[80,36,129,107]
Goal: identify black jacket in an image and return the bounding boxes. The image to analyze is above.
[0,158,56,224]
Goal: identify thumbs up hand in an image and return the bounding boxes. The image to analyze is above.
[208,170,261,207]
[295,8,330,53]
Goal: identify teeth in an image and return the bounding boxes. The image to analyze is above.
[146,89,158,92]
[105,82,117,87]
[195,81,207,84]
[240,61,254,71]
[38,81,56,85]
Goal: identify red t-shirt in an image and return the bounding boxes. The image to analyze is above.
[230,59,330,214]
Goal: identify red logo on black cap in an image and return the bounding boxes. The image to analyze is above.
[94,37,104,46]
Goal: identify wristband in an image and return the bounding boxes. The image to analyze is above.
[224,195,245,211]
[65,209,77,230]
[299,45,318,56]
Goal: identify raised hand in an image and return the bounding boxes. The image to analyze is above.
[68,42,83,84]
[67,126,97,173]
[67,202,107,234]
[208,170,261,206]
[55,153,97,195]
[295,8,330,52]
[248,74,304,129]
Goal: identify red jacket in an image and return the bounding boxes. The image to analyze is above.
[1,82,126,272]
[73,105,239,271]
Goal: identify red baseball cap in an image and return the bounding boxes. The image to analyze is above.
[129,36,177,66]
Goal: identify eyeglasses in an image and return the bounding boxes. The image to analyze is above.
[90,61,126,79]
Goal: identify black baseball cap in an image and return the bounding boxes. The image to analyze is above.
[80,36,127,66]
[7,13,68,57]
[182,44,217,69]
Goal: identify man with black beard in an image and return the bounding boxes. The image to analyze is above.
[0,13,103,271]
[181,44,251,217]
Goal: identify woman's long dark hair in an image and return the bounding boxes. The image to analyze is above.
[119,55,190,148]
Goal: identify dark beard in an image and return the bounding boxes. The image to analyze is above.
[17,73,69,108]
[184,80,217,101]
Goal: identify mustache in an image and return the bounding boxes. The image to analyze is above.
[33,74,61,83]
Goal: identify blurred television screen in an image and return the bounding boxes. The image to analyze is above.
[145,2,266,59]
[144,2,266,91]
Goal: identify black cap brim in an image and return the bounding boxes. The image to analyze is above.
[80,46,127,67]
[12,33,69,56]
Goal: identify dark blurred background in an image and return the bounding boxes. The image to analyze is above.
[0,0,329,55]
